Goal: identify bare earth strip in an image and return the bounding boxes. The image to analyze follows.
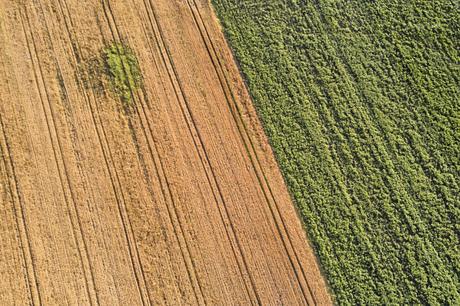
[0,0,331,305]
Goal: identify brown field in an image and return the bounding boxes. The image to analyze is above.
[0,0,330,304]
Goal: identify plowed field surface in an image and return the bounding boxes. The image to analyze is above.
[0,0,330,304]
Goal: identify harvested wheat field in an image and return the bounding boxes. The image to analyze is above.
[0,0,330,305]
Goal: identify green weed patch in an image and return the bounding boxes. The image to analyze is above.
[103,43,142,104]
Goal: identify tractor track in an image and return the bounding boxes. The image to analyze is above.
[0,0,331,305]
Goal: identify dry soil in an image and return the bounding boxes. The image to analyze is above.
[0,0,331,304]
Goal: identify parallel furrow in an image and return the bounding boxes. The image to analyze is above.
[32,0,148,303]
[140,0,266,304]
[0,113,41,306]
[184,1,318,304]
[19,5,97,304]
[102,1,207,303]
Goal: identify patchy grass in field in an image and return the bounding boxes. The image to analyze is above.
[103,43,142,104]
[79,42,142,107]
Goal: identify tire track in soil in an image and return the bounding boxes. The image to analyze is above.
[18,5,96,304]
[143,1,309,304]
[22,2,102,304]
[130,92,203,305]
[25,0,149,303]
[132,11,216,304]
[96,0,324,304]
[0,133,31,306]
[134,20,259,306]
[101,1,208,303]
[0,0,332,304]
[105,1,262,302]
[0,144,31,306]
[100,1,194,304]
[184,1,319,304]
[0,8,49,305]
[0,11,39,304]
[57,1,153,303]
[120,2,252,300]
[1,3,86,304]
[0,113,41,306]
[41,1,142,303]
[92,8,152,303]
[60,0,191,302]
[114,0,257,303]
[49,0,190,303]
[136,0,261,304]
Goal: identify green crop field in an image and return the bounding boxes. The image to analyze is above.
[212,0,459,304]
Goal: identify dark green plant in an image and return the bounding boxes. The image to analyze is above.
[212,0,459,304]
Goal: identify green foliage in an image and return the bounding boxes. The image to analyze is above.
[103,43,141,104]
[212,0,459,304]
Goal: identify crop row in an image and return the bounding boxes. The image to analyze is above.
[212,0,459,304]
